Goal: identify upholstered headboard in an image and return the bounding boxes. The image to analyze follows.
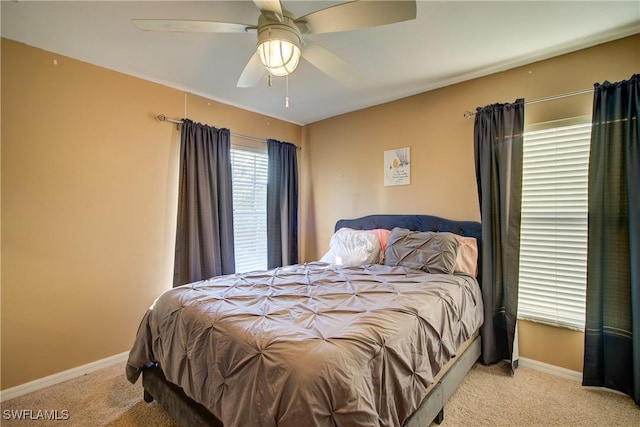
[335,214,482,281]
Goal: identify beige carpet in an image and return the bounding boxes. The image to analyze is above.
[1,361,638,426]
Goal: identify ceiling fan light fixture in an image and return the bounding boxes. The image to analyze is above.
[258,39,300,76]
[256,11,302,77]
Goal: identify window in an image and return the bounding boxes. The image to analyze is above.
[518,118,591,330]
[230,144,268,273]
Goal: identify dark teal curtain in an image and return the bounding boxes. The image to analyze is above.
[267,139,298,269]
[583,74,639,405]
[173,119,235,286]
[474,99,524,368]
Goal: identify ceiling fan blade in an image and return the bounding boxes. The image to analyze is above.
[132,19,253,33]
[297,1,416,34]
[253,0,283,21]
[237,52,267,88]
[301,41,361,87]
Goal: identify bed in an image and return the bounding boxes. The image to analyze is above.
[126,214,484,427]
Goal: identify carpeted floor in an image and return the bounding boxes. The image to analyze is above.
[1,361,638,426]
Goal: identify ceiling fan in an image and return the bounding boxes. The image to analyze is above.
[133,1,417,88]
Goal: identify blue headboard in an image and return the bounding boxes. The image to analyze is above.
[335,214,482,281]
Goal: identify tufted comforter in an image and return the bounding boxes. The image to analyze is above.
[126,262,483,427]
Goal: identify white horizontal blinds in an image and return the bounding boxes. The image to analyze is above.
[518,121,591,330]
[231,145,268,273]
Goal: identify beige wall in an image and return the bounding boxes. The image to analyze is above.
[519,320,584,372]
[2,34,638,389]
[1,38,302,389]
[304,34,640,372]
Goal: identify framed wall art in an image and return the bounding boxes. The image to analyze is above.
[384,147,410,186]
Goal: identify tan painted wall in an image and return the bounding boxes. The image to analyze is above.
[518,320,584,372]
[1,39,302,389]
[2,34,638,389]
[304,34,640,372]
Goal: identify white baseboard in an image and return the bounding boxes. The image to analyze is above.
[0,351,129,402]
[518,357,582,382]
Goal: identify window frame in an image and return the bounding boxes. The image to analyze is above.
[230,142,268,273]
[517,116,591,331]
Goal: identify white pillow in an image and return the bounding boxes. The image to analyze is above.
[320,228,382,266]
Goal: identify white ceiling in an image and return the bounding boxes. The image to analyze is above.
[2,1,639,125]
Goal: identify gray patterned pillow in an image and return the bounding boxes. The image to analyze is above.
[384,227,460,274]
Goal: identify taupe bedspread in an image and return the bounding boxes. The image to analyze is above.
[126,262,483,427]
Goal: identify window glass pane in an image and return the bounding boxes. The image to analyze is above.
[518,121,591,330]
[231,145,268,273]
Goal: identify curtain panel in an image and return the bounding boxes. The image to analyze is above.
[267,139,298,269]
[474,99,524,367]
[173,119,235,287]
[583,74,639,405]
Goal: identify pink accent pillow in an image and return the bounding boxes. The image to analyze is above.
[368,229,391,252]
[453,235,478,276]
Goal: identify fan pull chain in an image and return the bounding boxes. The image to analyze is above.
[285,74,290,108]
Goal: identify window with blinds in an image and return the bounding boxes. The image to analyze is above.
[518,119,591,330]
[230,144,268,273]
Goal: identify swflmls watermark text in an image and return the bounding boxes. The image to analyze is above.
[2,409,70,421]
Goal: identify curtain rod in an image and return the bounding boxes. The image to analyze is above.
[155,114,300,149]
[463,88,594,118]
